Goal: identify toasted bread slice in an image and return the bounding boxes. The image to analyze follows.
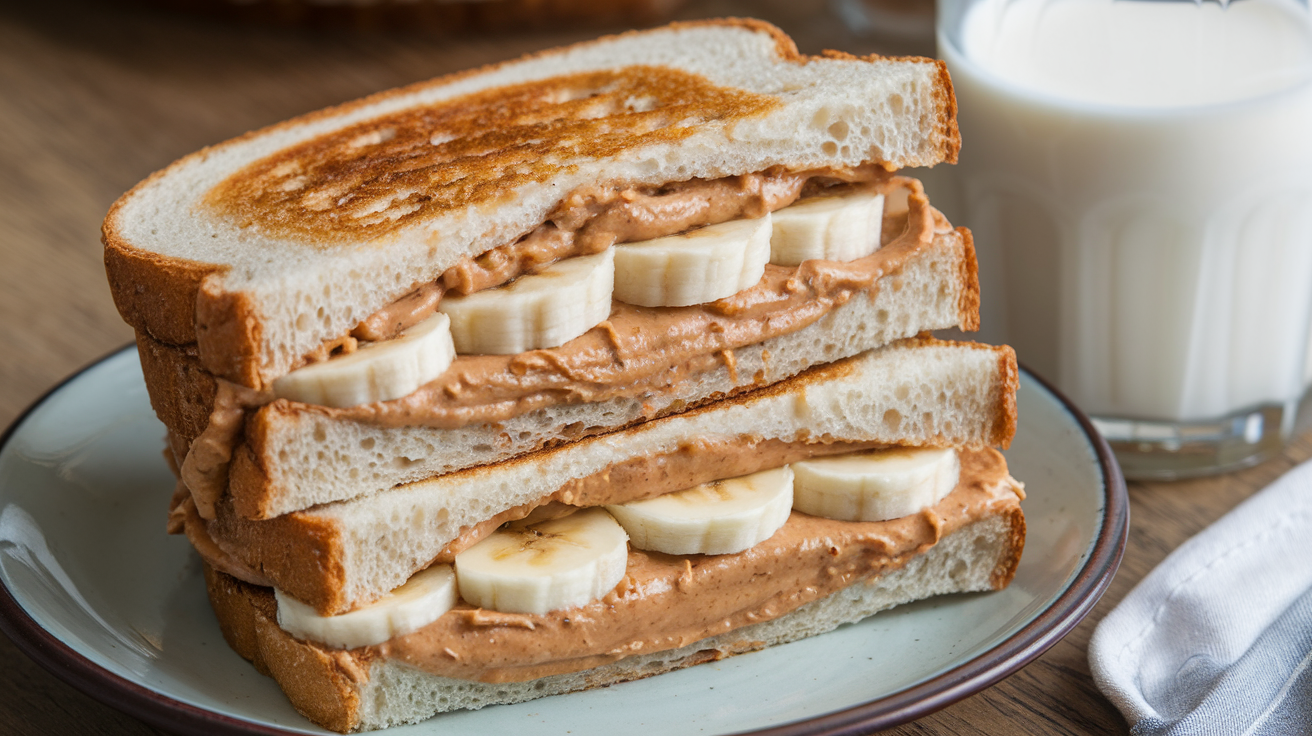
[104,19,959,390]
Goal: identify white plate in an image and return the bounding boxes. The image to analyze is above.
[0,346,1126,735]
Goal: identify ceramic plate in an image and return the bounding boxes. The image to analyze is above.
[0,346,1126,735]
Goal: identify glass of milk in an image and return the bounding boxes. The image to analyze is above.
[936,0,1312,479]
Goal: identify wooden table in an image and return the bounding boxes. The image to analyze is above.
[2,2,1305,733]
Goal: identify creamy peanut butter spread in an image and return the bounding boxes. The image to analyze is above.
[351,169,829,341]
[373,448,1021,683]
[433,437,889,563]
[279,175,944,431]
[182,380,268,519]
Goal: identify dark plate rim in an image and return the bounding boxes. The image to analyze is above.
[0,344,1128,736]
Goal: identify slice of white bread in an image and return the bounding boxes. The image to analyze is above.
[143,221,979,519]
[204,492,1024,733]
[103,19,959,389]
[204,337,1017,615]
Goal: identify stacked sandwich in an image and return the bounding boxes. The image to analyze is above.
[102,20,1025,733]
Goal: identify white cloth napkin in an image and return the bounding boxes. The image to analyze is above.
[1088,460,1312,735]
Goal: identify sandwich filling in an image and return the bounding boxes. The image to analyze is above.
[292,176,949,429]
[200,448,1023,684]
[177,175,969,518]
[349,167,858,343]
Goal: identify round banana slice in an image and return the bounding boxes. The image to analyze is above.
[273,311,455,408]
[454,507,629,615]
[791,447,960,522]
[606,466,794,555]
[276,564,457,649]
[612,214,771,307]
[769,190,885,265]
[439,248,614,355]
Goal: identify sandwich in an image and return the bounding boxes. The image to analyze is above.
[185,335,1024,732]
[101,19,1024,733]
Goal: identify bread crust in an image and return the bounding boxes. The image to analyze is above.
[205,566,362,733]
[135,332,216,445]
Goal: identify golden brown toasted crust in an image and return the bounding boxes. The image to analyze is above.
[135,331,217,445]
[206,66,779,244]
[990,503,1027,589]
[210,499,348,612]
[956,227,981,332]
[932,56,962,164]
[228,442,274,520]
[994,343,1020,452]
[204,564,364,733]
[104,246,217,346]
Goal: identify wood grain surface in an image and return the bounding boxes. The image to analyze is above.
[0,1,1303,734]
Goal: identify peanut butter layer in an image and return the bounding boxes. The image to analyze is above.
[374,448,1023,683]
[206,434,911,614]
[352,169,834,340]
[259,175,952,432]
[432,437,891,564]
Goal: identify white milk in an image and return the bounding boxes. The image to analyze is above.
[940,0,1312,422]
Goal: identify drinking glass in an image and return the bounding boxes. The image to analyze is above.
[934,0,1312,478]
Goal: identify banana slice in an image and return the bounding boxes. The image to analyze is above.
[606,466,794,555]
[791,447,959,522]
[439,248,614,355]
[454,507,629,615]
[276,564,457,649]
[612,214,771,307]
[769,190,884,265]
[273,311,455,407]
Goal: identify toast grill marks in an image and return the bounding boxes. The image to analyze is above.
[205,66,781,243]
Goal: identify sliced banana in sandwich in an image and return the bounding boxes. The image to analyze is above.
[769,190,884,265]
[273,311,455,408]
[276,564,457,649]
[612,214,771,307]
[439,248,614,355]
[791,447,960,522]
[454,507,629,615]
[606,466,794,555]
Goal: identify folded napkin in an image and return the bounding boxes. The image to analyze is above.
[1088,460,1312,735]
